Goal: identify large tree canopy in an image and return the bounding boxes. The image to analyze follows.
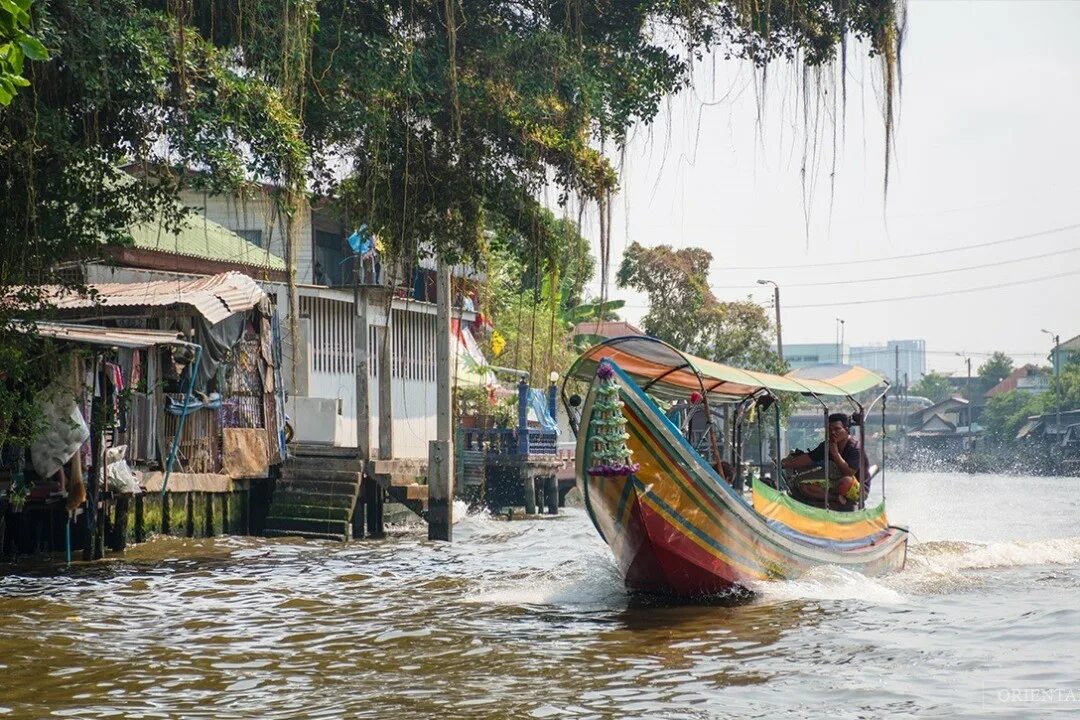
[0,0,904,445]
[302,0,905,263]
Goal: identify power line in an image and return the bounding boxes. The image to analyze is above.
[714,222,1080,271]
[713,246,1080,289]
[786,267,1080,309]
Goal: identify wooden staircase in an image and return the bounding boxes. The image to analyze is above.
[264,454,363,542]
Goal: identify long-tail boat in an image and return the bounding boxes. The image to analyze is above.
[562,336,908,597]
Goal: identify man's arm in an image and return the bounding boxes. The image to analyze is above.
[829,442,856,477]
[782,452,814,471]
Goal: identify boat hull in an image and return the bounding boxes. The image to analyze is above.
[578,365,908,596]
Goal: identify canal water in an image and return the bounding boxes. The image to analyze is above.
[2,472,1079,719]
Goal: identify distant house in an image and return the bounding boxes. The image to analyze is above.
[906,396,980,455]
[1051,333,1080,374]
[985,365,1051,398]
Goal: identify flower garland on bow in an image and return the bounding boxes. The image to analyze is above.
[587,363,640,477]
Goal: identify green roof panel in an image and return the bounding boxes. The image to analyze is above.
[128,214,286,271]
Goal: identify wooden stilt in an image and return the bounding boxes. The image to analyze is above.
[134,493,145,543]
[185,493,195,538]
[112,495,130,551]
[544,476,559,515]
[162,492,171,535]
[221,492,230,535]
[204,493,214,537]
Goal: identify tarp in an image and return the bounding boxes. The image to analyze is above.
[567,336,886,401]
[452,319,496,387]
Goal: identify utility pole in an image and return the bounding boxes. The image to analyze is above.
[895,344,900,388]
[757,279,783,361]
[1043,329,1062,447]
[428,258,453,541]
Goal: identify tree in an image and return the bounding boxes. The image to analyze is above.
[977,352,1014,395]
[616,241,782,372]
[1,1,310,446]
[483,209,597,381]
[303,1,906,264]
[911,372,952,403]
[982,390,1044,443]
[1047,356,1080,412]
[0,0,46,105]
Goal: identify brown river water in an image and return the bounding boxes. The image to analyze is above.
[2,472,1079,719]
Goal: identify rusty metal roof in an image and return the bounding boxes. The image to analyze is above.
[28,322,188,349]
[40,272,266,324]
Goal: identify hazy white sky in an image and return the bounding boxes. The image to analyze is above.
[591,0,1080,376]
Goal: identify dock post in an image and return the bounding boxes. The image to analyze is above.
[355,280,372,464]
[111,495,130,551]
[161,492,171,535]
[204,493,214,536]
[364,476,384,538]
[521,470,536,516]
[84,354,103,560]
[134,493,145,543]
[185,493,195,537]
[428,257,453,541]
[544,476,558,515]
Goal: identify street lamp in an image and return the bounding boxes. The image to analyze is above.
[756,279,783,362]
[1042,329,1062,446]
[835,317,845,363]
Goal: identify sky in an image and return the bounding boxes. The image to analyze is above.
[586,0,1080,376]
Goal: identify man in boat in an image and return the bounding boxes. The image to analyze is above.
[781,413,862,509]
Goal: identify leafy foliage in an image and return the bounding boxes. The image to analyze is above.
[1047,356,1080,412]
[482,209,597,381]
[0,0,46,106]
[910,371,951,403]
[616,241,782,372]
[976,352,1014,395]
[305,1,905,264]
[0,0,904,447]
[981,389,1044,443]
[1,0,310,449]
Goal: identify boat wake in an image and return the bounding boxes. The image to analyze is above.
[751,536,1080,604]
[751,565,907,605]
[889,536,1080,594]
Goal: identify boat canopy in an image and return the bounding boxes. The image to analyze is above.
[565,336,886,402]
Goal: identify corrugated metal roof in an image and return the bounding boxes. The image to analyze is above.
[128,213,286,271]
[41,272,266,324]
[29,322,187,349]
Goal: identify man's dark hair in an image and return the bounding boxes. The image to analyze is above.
[828,413,850,426]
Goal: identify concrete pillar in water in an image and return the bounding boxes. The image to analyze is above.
[428,258,453,541]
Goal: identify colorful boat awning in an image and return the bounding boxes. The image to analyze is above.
[566,336,886,401]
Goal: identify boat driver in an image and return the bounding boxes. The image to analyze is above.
[781,413,862,508]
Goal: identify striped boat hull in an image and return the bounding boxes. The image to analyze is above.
[577,364,908,596]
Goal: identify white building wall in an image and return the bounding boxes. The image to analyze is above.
[298,294,440,458]
[181,189,314,285]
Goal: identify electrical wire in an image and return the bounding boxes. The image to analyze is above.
[714,222,1080,270]
[712,246,1080,289]
[785,267,1080,309]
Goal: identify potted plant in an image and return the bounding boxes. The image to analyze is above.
[454,385,493,428]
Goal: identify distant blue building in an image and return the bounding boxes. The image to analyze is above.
[775,342,848,369]
[849,340,927,385]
